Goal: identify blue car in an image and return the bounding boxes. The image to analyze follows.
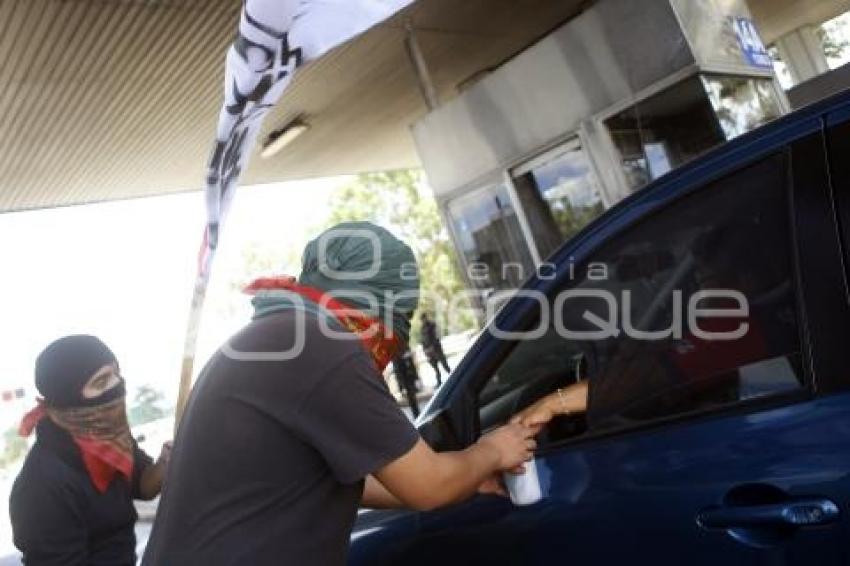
[349,89,850,565]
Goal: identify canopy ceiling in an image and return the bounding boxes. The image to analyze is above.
[0,0,590,213]
[747,0,850,44]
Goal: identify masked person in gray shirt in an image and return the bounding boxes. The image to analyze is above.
[142,222,536,566]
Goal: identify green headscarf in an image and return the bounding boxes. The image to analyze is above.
[298,222,420,343]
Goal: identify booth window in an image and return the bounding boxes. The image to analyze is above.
[512,141,606,260]
[605,76,727,191]
[702,75,782,139]
[447,185,536,292]
[605,74,782,192]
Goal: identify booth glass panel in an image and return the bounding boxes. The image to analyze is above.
[512,143,606,260]
[702,75,783,139]
[447,185,536,292]
[604,76,726,191]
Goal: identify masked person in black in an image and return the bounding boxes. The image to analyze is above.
[420,312,450,385]
[10,335,171,566]
[392,345,420,418]
[142,222,536,566]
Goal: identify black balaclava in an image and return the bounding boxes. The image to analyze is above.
[35,335,124,408]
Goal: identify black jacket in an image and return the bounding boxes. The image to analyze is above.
[10,420,152,566]
[420,320,440,348]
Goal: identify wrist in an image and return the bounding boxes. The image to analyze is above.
[471,438,502,471]
[550,390,569,415]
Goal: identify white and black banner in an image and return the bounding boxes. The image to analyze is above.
[177,0,414,422]
[205,0,413,250]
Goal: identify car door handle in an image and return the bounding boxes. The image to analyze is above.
[697,498,840,529]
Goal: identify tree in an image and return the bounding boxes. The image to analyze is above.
[818,18,850,62]
[325,170,478,338]
[218,240,303,320]
[128,385,170,427]
[0,427,28,472]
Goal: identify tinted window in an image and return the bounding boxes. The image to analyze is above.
[479,324,589,440]
[478,152,804,438]
[585,153,803,430]
[828,117,850,285]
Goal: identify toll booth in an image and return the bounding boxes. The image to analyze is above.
[411,0,790,295]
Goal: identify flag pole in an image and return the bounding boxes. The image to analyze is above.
[174,254,214,430]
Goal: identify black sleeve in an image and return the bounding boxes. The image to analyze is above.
[131,440,155,500]
[10,471,89,565]
[293,352,420,484]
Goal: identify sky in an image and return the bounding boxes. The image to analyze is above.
[0,177,349,419]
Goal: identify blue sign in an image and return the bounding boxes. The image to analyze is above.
[733,17,773,70]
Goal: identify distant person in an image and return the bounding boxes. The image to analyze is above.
[392,345,421,418]
[10,335,171,565]
[142,222,536,566]
[420,312,451,385]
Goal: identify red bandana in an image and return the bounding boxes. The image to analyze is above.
[20,399,135,493]
[244,276,401,371]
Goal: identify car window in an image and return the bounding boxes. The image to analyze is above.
[478,151,805,441]
[478,325,590,441]
[828,117,850,287]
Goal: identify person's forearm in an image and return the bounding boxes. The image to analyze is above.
[422,442,501,510]
[544,381,588,416]
[375,427,532,512]
[362,475,405,509]
[138,462,165,500]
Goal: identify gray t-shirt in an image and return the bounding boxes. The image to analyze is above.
[141,310,419,566]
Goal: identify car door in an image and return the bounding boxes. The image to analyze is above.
[512,129,850,566]
[350,112,850,565]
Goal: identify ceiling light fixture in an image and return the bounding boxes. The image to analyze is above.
[260,120,310,159]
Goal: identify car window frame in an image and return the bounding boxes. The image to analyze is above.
[459,142,824,452]
[805,107,850,395]
[828,108,850,293]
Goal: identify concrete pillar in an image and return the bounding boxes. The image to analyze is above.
[775,25,830,84]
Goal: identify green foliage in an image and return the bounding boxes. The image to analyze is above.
[325,170,479,338]
[552,202,606,241]
[219,240,303,321]
[817,21,850,61]
[0,427,28,471]
[128,385,170,427]
[237,241,303,280]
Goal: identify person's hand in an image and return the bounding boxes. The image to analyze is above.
[511,381,589,427]
[139,441,172,500]
[477,473,508,498]
[477,422,538,472]
[510,396,559,428]
[157,441,173,468]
